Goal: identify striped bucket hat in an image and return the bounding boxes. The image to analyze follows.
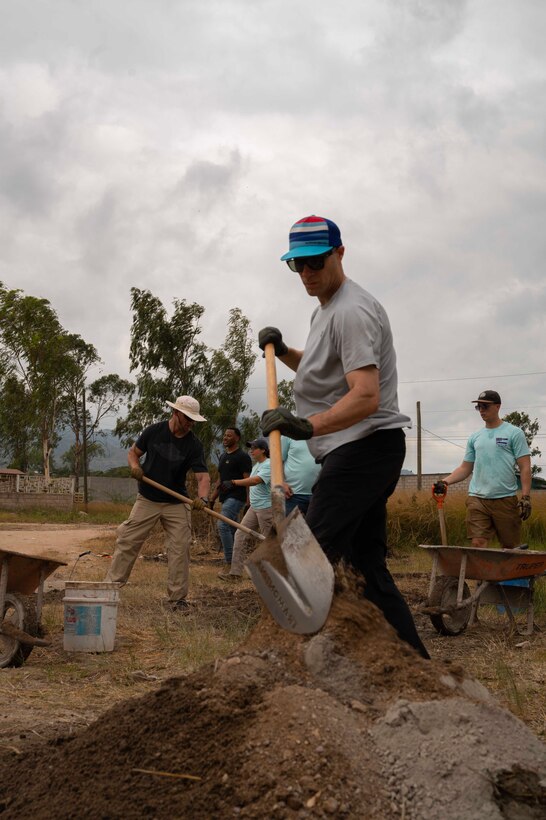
[280,215,342,261]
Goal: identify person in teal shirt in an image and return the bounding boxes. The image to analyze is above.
[218,438,272,580]
[281,436,320,516]
[437,390,531,549]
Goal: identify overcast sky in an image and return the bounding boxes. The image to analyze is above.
[1,0,545,473]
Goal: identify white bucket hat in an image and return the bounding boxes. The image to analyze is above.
[165,395,207,422]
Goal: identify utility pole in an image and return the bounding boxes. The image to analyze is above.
[416,401,422,490]
[82,384,88,508]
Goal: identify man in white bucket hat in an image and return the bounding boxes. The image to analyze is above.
[106,396,210,611]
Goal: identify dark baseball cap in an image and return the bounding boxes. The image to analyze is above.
[471,390,501,404]
[246,437,269,454]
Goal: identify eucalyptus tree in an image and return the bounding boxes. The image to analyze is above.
[116,289,257,461]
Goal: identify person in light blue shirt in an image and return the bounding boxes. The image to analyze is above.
[218,438,273,580]
[281,436,320,516]
[438,390,531,549]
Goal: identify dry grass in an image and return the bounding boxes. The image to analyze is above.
[1,498,545,759]
[0,537,259,755]
[388,489,546,552]
[393,550,546,738]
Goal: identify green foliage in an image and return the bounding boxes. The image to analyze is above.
[237,411,262,449]
[0,283,133,480]
[503,410,542,475]
[116,291,257,460]
[0,283,83,477]
[277,378,296,413]
[115,289,210,445]
[201,308,257,457]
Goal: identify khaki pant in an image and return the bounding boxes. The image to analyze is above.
[106,494,192,602]
[229,506,273,576]
[466,495,521,548]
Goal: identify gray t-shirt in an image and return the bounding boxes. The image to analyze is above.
[294,278,411,461]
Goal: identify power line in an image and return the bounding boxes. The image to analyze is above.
[399,370,546,385]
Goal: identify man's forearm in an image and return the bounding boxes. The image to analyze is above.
[195,472,211,497]
[518,457,532,496]
[278,348,303,372]
[309,386,378,437]
[443,464,473,485]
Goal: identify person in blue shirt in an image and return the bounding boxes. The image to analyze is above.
[281,436,320,516]
[436,390,531,549]
[218,438,272,581]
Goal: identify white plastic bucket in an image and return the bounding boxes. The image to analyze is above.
[63,581,120,652]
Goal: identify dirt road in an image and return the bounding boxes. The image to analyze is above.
[0,523,117,562]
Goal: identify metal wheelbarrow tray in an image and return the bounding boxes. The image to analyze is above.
[419,545,546,637]
[0,546,67,667]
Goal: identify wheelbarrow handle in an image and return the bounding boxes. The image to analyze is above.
[140,476,265,541]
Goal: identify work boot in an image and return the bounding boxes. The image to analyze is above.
[163,598,191,613]
[217,571,242,583]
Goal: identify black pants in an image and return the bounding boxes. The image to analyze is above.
[306,429,429,659]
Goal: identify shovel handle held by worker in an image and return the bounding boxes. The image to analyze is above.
[264,343,286,525]
[141,476,265,541]
[431,482,448,546]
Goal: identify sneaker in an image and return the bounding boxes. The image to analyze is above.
[217,571,242,582]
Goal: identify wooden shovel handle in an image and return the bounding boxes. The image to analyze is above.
[141,476,265,541]
[264,343,284,489]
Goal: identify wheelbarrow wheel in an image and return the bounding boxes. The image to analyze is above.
[0,593,38,668]
[429,577,472,636]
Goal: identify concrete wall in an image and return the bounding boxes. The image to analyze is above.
[0,493,74,511]
[396,474,471,494]
[87,476,136,503]
[84,474,469,503]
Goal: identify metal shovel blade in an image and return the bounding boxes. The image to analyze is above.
[245,507,334,634]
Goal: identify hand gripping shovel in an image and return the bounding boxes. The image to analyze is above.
[244,343,334,634]
[140,476,265,542]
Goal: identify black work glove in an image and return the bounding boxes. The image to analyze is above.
[261,407,313,440]
[258,327,288,357]
[517,495,531,521]
[432,480,448,496]
[191,497,210,511]
[220,480,234,493]
[130,466,144,481]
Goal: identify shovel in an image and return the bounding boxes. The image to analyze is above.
[140,476,265,541]
[244,343,334,634]
[432,483,448,546]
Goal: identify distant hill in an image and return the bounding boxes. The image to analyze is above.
[54,429,127,471]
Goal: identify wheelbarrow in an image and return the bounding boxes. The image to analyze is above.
[0,546,67,667]
[419,544,546,636]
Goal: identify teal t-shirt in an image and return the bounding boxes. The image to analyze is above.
[464,421,530,498]
[281,437,321,495]
[249,459,271,509]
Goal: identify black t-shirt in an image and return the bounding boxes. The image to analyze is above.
[136,421,207,504]
[218,448,252,503]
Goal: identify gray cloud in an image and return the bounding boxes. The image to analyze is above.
[0,0,545,472]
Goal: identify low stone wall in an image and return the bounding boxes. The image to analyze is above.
[0,493,74,511]
[396,474,471,494]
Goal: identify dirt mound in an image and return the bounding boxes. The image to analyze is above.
[1,575,545,819]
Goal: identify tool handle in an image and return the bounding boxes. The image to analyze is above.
[141,476,265,540]
[264,343,284,489]
[438,507,447,546]
[264,343,286,526]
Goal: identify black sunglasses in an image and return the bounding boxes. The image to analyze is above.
[475,402,494,411]
[286,249,334,273]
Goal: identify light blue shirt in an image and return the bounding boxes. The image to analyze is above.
[281,437,321,495]
[249,459,271,509]
[465,422,530,498]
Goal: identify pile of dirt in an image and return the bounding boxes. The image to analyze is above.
[1,574,545,819]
